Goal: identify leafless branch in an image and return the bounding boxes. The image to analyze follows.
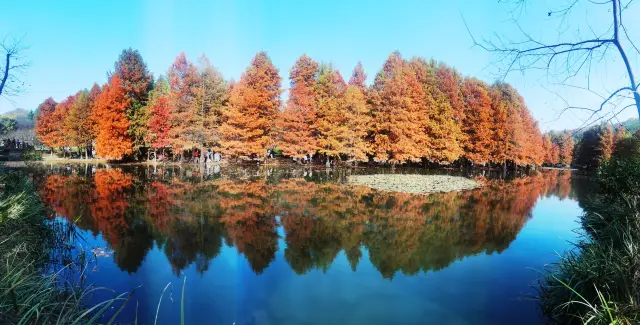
[467,0,640,121]
[0,35,30,98]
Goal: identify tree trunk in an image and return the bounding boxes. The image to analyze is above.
[200,145,205,166]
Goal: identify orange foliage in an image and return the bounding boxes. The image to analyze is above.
[370,52,430,163]
[93,75,132,160]
[461,78,493,164]
[220,52,282,159]
[39,166,573,277]
[35,98,58,148]
[277,55,319,158]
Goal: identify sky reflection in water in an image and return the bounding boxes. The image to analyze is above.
[36,166,583,325]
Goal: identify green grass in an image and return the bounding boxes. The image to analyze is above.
[19,149,42,161]
[0,170,188,324]
[538,155,640,325]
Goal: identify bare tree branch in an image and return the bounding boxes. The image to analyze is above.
[467,0,640,121]
[0,35,30,98]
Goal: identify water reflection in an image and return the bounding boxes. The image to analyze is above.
[37,166,575,279]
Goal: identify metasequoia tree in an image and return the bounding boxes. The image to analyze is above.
[315,64,348,160]
[50,96,75,153]
[489,88,510,165]
[35,97,58,152]
[613,125,630,152]
[492,82,528,165]
[167,52,199,154]
[277,54,319,159]
[114,48,153,157]
[409,58,463,164]
[65,90,94,158]
[542,134,554,165]
[194,54,228,150]
[93,75,132,160]
[557,132,574,167]
[370,52,429,163]
[220,51,282,159]
[474,0,640,125]
[146,76,171,155]
[348,61,367,90]
[460,78,493,164]
[342,64,372,162]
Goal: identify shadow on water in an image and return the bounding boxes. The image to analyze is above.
[34,165,579,278]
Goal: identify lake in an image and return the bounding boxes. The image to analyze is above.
[33,165,584,325]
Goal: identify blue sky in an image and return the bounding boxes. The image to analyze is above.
[2,0,639,131]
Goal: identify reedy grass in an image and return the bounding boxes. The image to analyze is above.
[539,157,640,325]
[0,170,188,324]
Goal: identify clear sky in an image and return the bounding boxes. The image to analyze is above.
[2,0,639,131]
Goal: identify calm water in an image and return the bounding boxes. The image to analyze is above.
[34,165,584,325]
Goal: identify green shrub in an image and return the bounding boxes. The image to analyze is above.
[539,154,640,325]
[19,149,43,161]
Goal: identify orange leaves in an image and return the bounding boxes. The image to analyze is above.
[220,52,282,159]
[147,95,171,150]
[461,78,493,165]
[558,132,574,166]
[341,85,372,162]
[34,49,549,167]
[65,90,94,148]
[35,97,58,148]
[168,52,200,151]
[371,52,429,163]
[277,55,320,158]
[315,65,349,158]
[93,75,133,160]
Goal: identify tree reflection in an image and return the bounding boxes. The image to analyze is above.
[38,166,576,278]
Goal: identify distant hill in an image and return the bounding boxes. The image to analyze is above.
[1,109,34,128]
[0,109,36,143]
[617,118,640,134]
[564,117,640,141]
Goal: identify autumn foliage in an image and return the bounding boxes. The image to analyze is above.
[39,166,572,277]
[35,49,552,167]
[219,52,282,159]
[93,75,132,159]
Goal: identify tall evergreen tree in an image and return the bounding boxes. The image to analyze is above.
[557,132,574,167]
[195,54,228,151]
[348,61,367,89]
[409,58,463,164]
[315,64,348,160]
[460,78,493,165]
[65,90,94,158]
[370,52,429,163]
[35,97,58,153]
[278,54,319,159]
[93,75,132,160]
[167,52,200,155]
[114,48,153,157]
[220,51,282,159]
[146,76,171,156]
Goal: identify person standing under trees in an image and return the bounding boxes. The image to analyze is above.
[193,149,199,164]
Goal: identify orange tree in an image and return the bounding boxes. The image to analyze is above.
[220,52,282,160]
[92,75,132,160]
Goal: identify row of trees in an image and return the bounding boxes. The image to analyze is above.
[36,49,550,166]
[571,124,633,170]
